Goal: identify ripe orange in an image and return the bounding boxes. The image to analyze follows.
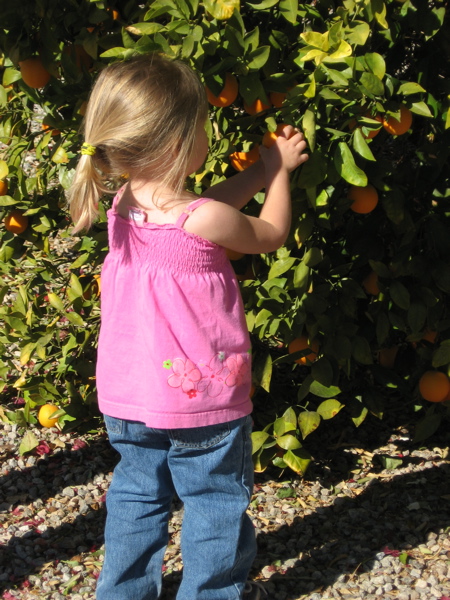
[269,91,286,108]
[262,123,289,148]
[82,273,101,299]
[205,73,238,108]
[38,404,60,428]
[288,336,319,365]
[19,57,51,89]
[244,98,271,115]
[383,106,413,136]
[362,271,380,296]
[418,371,450,403]
[348,184,379,214]
[4,210,28,234]
[377,346,398,368]
[225,248,245,261]
[229,144,260,171]
[0,180,8,196]
[63,44,93,71]
[349,113,383,139]
[42,123,61,136]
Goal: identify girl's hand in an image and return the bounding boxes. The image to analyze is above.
[259,125,309,174]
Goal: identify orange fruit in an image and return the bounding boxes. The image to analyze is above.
[42,123,61,136]
[383,106,413,136]
[38,404,60,428]
[225,248,245,261]
[63,44,93,71]
[362,271,380,296]
[262,123,290,148]
[244,98,271,115]
[348,184,379,214]
[377,346,398,368]
[229,144,260,171]
[0,180,8,196]
[205,73,238,108]
[288,336,319,365]
[4,210,28,234]
[108,8,121,20]
[82,274,101,300]
[269,91,286,108]
[19,57,51,89]
[418,371,450,403]
[349,113,383,139]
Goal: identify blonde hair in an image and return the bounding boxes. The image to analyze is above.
[68,53,208,233]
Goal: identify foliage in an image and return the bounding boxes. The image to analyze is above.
[0,0,449,472]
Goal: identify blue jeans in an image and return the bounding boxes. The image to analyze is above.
[96,415,256,600]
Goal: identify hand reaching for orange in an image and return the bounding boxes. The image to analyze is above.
[259,125,309,173]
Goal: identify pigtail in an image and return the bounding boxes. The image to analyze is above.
[68,151,108,233]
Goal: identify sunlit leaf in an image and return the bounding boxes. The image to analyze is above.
[204,0,240,19]
[298,410,321,438]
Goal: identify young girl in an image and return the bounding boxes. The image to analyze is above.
[69,53,308,600]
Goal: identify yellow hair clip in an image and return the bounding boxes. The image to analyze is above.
[81,143,97,156]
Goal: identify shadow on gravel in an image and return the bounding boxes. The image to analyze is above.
[1,433,449,598]
[256,461,450,599]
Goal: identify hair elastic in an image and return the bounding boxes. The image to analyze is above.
[81,143,97,156]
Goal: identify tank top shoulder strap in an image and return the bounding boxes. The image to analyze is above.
[175,197,214,229]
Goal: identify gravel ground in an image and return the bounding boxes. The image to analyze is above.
[1,414,450,600]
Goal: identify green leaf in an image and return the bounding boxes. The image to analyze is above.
[283,448,311,475]
[251,430,271,453]
[310,381,341,399]
[247,0,279,8]
[47,293,65,311]
[378,455,403,470]
[277,434,302,450]
[413,411,442,443]
[204,0,240,19]
[277,486,296,499]
[65,312,85,327]
[125,22,164,35]
[365,53,386,79]
[353,129,376,161]
[297,151,327,188]
[352,335,373,365]
[0,195,17,206]
[279,0,298,24]
[389,280,410,310]
[301,31,329,51]
[359,72,384,96]
[298,410,321,438]
[317,399,344,420]
[268,257,296,279]
[52,146,69,164]
[19,431,39,456]
[0,160,8,179]
[410,101,433,117]
[334,142,368,186]
[432,342,450,368]
[302,108,316,152]
[344,21,370,46]
[254,352,272,393]
[398,82,426,95]
[247,46,270,70]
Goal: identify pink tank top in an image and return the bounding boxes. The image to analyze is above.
[96,189,253,428]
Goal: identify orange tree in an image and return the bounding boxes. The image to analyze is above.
[0,0,449,470]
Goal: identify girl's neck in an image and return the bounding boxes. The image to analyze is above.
[116,180,196,225]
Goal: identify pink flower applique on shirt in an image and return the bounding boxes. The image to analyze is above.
[225,353,250,387]
[167,358,202,393]
[197,353,231,398]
